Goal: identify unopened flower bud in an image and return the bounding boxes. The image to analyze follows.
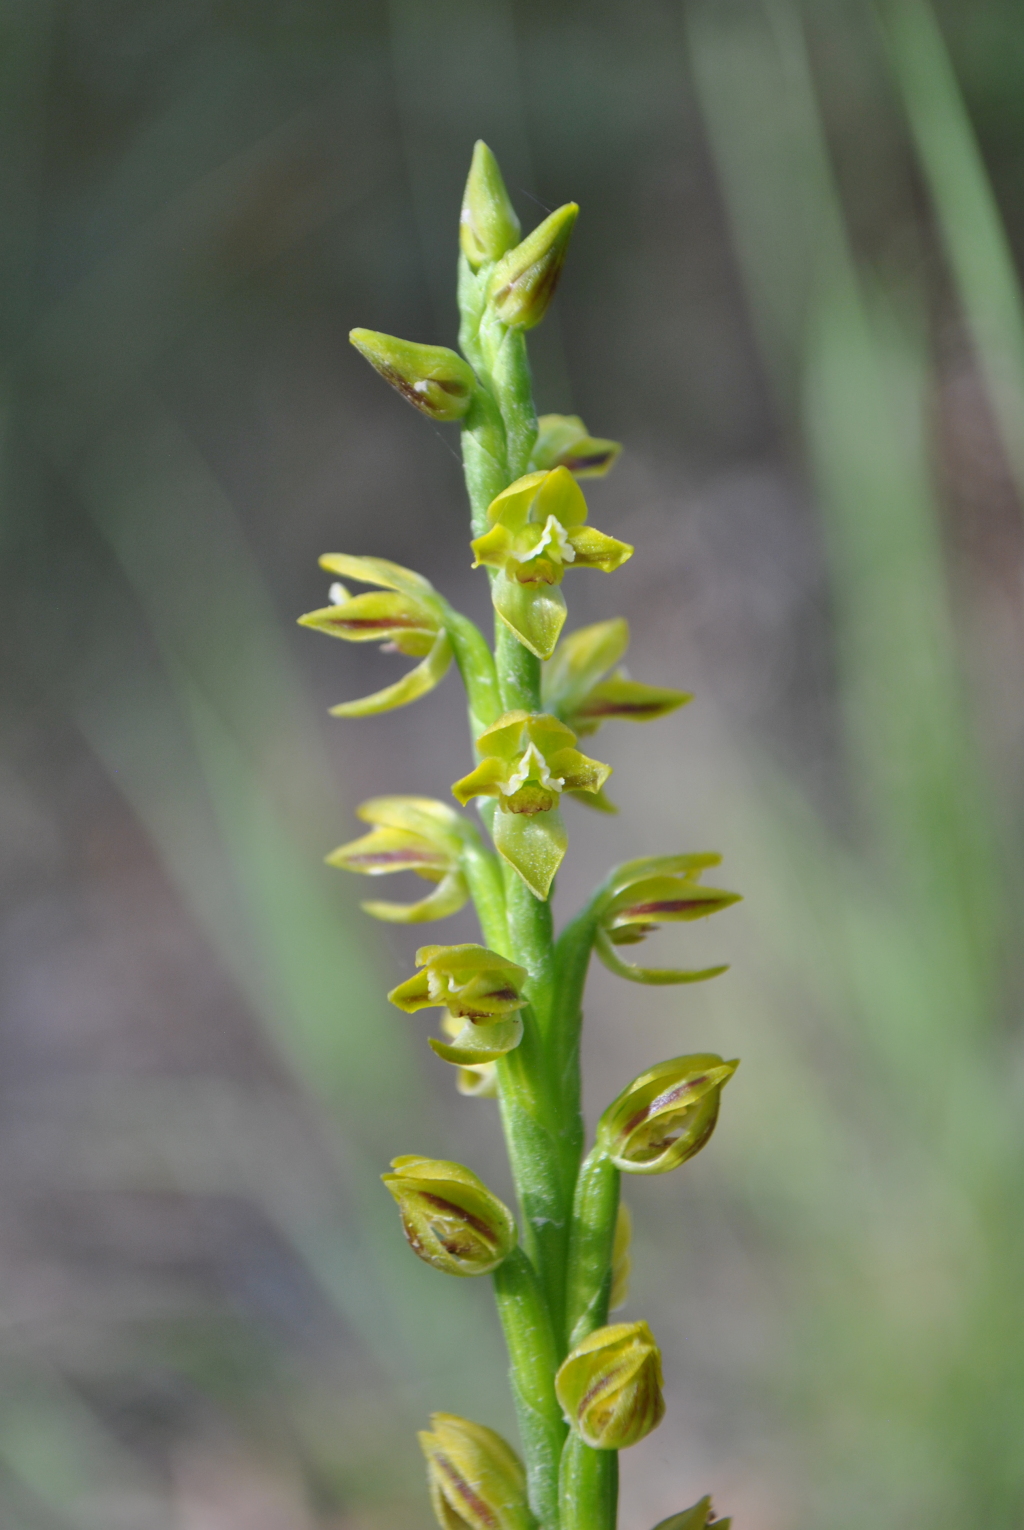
[382,1156,517,1277]
[651,1497,731,1530]
[488,204,578,330]
[555,1321,665,1449]
[597,1055,738,1175]
[350,329,477,420]
[531,414,622,479]
[460,141,521,269]
[419,1413,533,1530]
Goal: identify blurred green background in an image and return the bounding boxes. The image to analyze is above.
[2,1,1023,1527]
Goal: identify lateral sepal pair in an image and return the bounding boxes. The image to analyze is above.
[327,795,470,923]
[593,854,741,984]
[454,711,611,899]
[299,554,453,716]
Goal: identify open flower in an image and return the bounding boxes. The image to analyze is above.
[298,554,452,716]
[326,796,469,924]
[470,468,633,659]
[389,944,528,1067]
[596,1054,738,1175]
[452,712,611,899]
[593,854,741,984]
[555,1321,665,1449]
[382,1157,517,1277]
[530,413,622,479]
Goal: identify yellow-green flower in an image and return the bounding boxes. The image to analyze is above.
[596,1054,738,1175]
[471,468,633,659]
[298,554,452,716]
[382,1157,517,1278]
[555,1321,665,1449]
[419,1413,533,1530]
[388,943,528,1066]
[594,853,741,983]
[452,711,611,899]
[326,796,469,924]
[651,1499,731,1530]
[530,413,621,479]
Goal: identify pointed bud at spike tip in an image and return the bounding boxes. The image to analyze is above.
[382,1157,517,1277]
[349,329,477,421]
[460,141,521,269]
[488,203,578,330]
[555,1321,665,1449]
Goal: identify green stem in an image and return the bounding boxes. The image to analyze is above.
[496,620,542,712]
[496,1012,571,1331]
[460,384,509,538]
[480,309,538,478]
[493,1247,569,1530]
[559,1435,618,1530]
[564,1150,620,1349]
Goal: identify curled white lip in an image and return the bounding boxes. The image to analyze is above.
[513,513,575,565]
[500,740,565,797]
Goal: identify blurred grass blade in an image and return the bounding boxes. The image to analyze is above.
[875,0,1024,506]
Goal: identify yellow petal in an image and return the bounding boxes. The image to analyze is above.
[565,525,634,572]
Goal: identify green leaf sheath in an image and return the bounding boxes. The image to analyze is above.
[564,1150,621,1350]
[493,1247,568,1530]
[559,1433,618,1530]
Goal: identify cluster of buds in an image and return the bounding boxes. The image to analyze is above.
[299,138,740,1530]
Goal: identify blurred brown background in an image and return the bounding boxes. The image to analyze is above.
[2,1,1023,1527]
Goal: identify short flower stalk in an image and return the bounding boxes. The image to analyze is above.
[300,143,741,1530]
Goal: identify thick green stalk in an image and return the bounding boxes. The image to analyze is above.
[493,1247,569,1530]
[559,1435,618,1530]
[564,1150,620,1349]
